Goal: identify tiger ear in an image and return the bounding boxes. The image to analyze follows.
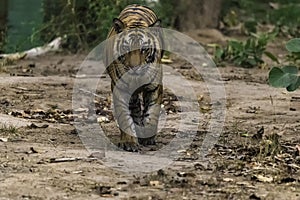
[150,19,161,27]
[113,18,125,33]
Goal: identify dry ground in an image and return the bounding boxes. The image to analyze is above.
[0,32,300,199]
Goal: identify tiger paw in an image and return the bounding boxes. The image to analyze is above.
[118,141,140,152]
[138,136,156,146]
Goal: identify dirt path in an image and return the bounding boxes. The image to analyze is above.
[0,52,300,199]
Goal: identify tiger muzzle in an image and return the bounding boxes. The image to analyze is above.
[129,50,143,68]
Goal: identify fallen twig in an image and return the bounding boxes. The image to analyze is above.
[78,88,107,100]
[71,74,107,79]
[48,157,98,163]
[0,37,62,62]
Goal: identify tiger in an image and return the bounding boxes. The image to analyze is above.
[105,4,163,152]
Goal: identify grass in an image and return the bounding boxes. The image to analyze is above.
[0,124,18,134]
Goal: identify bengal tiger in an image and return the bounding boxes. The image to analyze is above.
[105,4,164,152]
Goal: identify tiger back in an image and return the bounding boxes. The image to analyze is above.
[104,4,163,152]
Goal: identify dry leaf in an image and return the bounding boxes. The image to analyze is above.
[0,137,8,142]
[223,178,234,182]
[254,174,273,183]
[150,180,160,187]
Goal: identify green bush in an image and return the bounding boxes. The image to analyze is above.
[214,32,277,68]
[39,0,147,52]
[152,0,178,28]
[221,0,300,37]
[269,38,300,91]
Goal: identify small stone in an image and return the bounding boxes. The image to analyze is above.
[97,116,110,123]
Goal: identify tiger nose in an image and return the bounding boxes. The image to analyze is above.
[129,50,141,67]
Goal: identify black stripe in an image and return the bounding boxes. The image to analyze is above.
[119,6,157,24]
[130,7,156,20]
[123,6,156,18]
[120,12,154,25]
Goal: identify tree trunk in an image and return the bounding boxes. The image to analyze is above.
[174,0,223,31]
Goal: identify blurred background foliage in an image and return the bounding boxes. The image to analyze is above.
[0,0,300,53]
[41,0,148,52]
[221,0,300,36]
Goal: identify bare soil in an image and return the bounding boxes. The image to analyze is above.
[1,33,300,199]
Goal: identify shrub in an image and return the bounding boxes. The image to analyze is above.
[214,32,278,68]
[39,0,147,51]
[269,38,300,91]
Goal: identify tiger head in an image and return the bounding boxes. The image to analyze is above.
[112,18,163,75]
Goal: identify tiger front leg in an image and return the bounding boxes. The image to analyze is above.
[112,88,140,152]
[138,84,163,146]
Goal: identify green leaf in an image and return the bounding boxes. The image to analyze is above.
[264,51,279,63]
[286,38,300,53]
[282,65,298,74]
[250,32,259,38]
[287,77,300,91]
[229,40,243,51]
[268,66,298,88]
[215,47,224,60]
[245,39,251,49]
[246,58,258,67]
